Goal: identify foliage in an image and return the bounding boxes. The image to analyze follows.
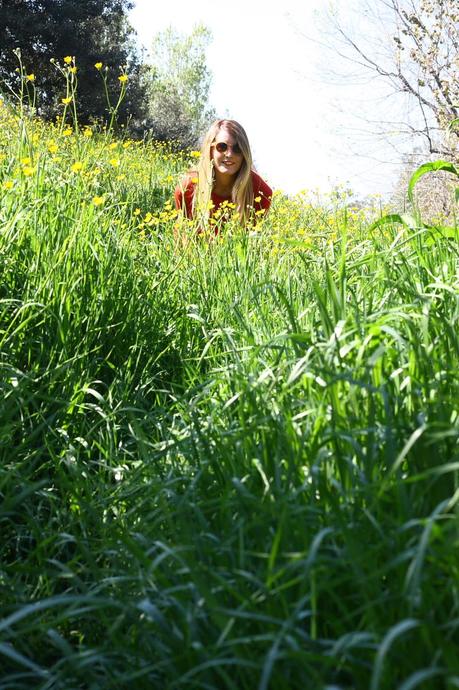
[0,96,459,689]
[391,149,458,222]
[145,24,217,148]
[0,0,147,129]
[374,158,458,235]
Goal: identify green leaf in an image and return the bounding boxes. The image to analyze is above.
[408,161,459,205]
[368,213,418,233]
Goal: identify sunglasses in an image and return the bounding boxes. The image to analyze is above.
[212,141,242,155]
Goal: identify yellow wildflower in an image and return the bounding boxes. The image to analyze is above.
[22,166,34,176]
[3,180,14,190]
[69,66,77,74]
[48,142,58,154]
[83,128,93,138]
[94,62,103,70]
[26,74,35,82]
[133,208,141,216]
[64,56,73,64]
[21,157,32,166]
[62,97,72,105]
[190,150,201,158]
[63,127,73,136]
[118,74,128,83]
[92,196,105,206]
[109,158,120,167]
[71,161,83,173]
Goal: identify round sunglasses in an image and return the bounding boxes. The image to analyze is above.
[212,141,242,155]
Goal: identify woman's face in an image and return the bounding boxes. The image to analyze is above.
[211,127,244,177]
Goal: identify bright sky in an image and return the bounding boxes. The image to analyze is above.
[129,0,402,199]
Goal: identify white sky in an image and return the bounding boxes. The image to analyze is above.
[129,0,405,199]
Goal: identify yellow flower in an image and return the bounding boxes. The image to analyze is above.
[191,177,198,184]
[133,208,141,216]
[71,161,83,173]
[94,62,103,70]
[62,97,72,105]
[69,66,77,74]
[3,180,14,190]
[63,127,73,136]
[83,128,93,138]
[22,166,34,176]
[116,174,126,181]
[64,56,73,64]
[92,196,105,206]
[190,150,201,158]
[21,157,32,166]
[118,74,128,83]
[48,142,58,154]
[254,196,261,203]
[109,158,120,167]
[26,74,35,82]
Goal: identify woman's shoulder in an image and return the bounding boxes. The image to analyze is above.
[176,171,198,193]
[250,170,272,208]
[251,169,272,195]
[174,170,198,215]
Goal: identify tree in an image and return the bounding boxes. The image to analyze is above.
[145,24,216,149]
[0,0,147,128]
[320,0,458,161]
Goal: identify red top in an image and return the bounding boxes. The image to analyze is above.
[174,170,272,221]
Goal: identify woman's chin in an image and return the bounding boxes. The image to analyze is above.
[217,164,239,176]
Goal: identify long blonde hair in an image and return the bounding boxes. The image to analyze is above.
[193,119,254,225]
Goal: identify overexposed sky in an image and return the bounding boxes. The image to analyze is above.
[129,0,403,198]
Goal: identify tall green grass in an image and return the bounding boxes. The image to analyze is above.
[1,98,458,689]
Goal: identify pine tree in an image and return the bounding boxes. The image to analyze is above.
[0,0,147,128]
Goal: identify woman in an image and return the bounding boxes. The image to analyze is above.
[174,119,272,232]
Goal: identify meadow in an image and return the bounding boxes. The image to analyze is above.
[0,76,459,689]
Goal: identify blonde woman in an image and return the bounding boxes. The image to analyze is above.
[174,119,272,232]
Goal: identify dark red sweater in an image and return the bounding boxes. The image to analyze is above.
[174,170,272,220]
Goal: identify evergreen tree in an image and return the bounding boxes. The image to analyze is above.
[0,0,147,128]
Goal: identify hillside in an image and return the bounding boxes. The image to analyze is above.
[1,99,459,689]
